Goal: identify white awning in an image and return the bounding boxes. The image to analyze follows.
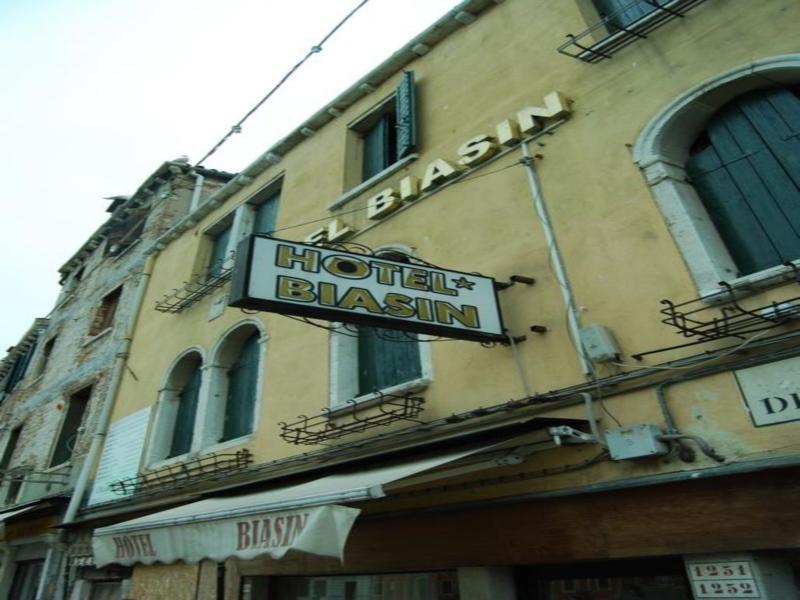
[93,443,501,567]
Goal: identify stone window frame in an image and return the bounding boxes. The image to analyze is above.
[199,174,285,278]
[197,320,267,452]
[329,244,434,412]
[633,54,800,298]
[145,347,207,468]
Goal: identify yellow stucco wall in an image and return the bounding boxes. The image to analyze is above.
[107,0,800,497]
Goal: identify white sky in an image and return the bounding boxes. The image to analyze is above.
[0,0,460,351]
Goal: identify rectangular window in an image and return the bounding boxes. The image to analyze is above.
[89,287,122,336]
[2,339,39,393]
[9,559,44,600]
[356,326,422,397]
[0,427,22,473]
[351,71,417,184]
[208,225,232,278]
[39,336,57,375]
[331,324,427,407]
[50,387,91,467]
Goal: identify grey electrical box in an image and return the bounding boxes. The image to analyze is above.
[579,324,620,363]
[605,424,668,460]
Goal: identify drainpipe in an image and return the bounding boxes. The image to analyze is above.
[189,170,206,213]
[49,254,157,600]
[63,253,156,523]
[520,142,594,378]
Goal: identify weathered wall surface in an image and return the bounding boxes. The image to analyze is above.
[107,0,800,502]
[0,167,229,506]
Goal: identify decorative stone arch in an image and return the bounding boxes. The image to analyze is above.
[146,346,206,465]
[633,54,800,296]
[198,320,268,448]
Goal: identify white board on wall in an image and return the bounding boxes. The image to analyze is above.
[88,407,150,506]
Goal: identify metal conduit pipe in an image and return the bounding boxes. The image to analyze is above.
[580,392,606,447]
[189,170,205,213]
[659,434,726,463]
[520,142,594,378]
[63,254,156,524]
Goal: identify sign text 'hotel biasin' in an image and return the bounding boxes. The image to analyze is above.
[230,237,505,343]
[229,90,573,342]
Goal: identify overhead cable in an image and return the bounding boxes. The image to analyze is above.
[195,0,370,167]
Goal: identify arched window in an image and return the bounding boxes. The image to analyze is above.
[633,55,800,294]
[149,350,204,463]
[168,358,202,458]
[202,323,265,446]
[221,331,260,442]
[685,87,800,276]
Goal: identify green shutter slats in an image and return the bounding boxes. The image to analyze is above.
[168,365,201,458]
[395,71,417,160]
[357,326,422,396]
[687,146,783,274]
[221,333,260,442]
[686,88,800,275]
[738,89,800,189]
[208,226,232,278]
[362,116,390,181]
[253,193,281,235]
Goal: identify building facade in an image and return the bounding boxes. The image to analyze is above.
[0,161,232,599]
[12,0,800,598]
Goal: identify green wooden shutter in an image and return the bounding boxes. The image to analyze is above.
[593,0,657,28]
[396,71,417,160]
[253,192,281,235]
[222,333,260,442]
[686,88,800,275]
[362,116,392,181]
[357,326,422,396]
[168,365,201,458]
[208,226,232,278]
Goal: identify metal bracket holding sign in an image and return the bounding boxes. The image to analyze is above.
[230,235,506,343]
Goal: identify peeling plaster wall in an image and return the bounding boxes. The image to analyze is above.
[0,169,229,508]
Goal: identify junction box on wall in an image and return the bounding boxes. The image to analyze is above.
[579,324,621,363]
[605,424,669,460]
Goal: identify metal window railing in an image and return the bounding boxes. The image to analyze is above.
[557,0,710,63]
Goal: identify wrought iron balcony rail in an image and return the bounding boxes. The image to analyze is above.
[279,392,426,446]
[109,449,253,496]
[631,263,800,359]
[154,257,232,314]
[557,0,709,63]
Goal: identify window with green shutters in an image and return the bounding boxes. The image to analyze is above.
[167,363,201,458]
[208,225,232,278]
[253,190,281,235]
[686,87,800,276]
[221,332,260,442]
[356,326,422,397]
[357,71,417,183]
[362,113,398,181]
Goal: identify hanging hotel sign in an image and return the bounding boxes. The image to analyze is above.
[230,235,505,342]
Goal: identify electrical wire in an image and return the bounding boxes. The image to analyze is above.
[195,0,370,167]
[265,157,526,236]
[611,328,772,372]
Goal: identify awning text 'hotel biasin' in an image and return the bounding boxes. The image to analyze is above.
[92,440,524,567]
